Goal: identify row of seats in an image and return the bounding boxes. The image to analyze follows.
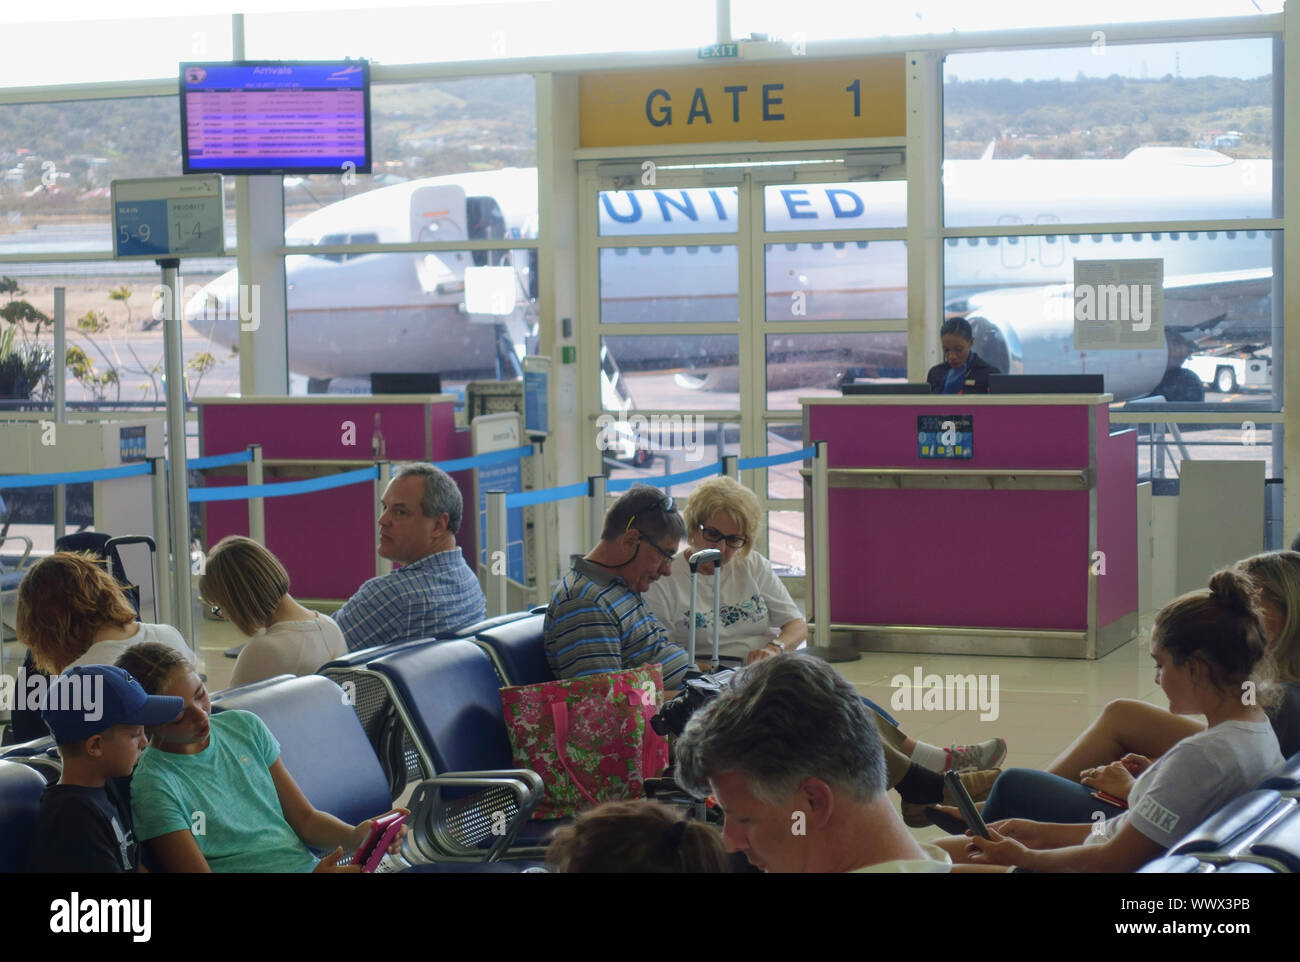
[1140,756,1300,873]
[0,607,559,871]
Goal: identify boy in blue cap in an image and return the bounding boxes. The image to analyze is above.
[26,665,183,873]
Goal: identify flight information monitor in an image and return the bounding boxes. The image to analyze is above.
[180,61,371,175]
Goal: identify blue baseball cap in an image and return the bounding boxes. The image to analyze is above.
[42,665,184,745]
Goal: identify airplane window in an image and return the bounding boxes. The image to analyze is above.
[1169,232,1181,241]
[1152,233,1162,241]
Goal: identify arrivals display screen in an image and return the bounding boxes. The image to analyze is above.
[180,61,371,175]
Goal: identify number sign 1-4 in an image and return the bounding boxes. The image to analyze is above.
[111,175,224,260]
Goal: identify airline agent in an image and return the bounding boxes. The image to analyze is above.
[926,317,1000,394]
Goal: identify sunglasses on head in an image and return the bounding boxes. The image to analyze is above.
[624,494,675,533]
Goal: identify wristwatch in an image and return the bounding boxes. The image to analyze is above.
[767,642,784,654]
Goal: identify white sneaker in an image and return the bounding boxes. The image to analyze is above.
[947,738,1007,772]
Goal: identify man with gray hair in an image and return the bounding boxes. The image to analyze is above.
[335,463,486,651]
[676,654,954,873]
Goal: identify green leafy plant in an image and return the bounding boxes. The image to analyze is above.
[0,277,54,400]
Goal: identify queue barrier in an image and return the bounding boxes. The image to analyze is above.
[3,442,828,644]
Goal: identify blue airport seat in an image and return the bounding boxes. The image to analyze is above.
[0,735,61,785]
[1244,802,1300,872]
[1257,751,1300,795]
[365,640,548,862]
[473,613,551,686]
[1139,854,1276,873]
[210,674,392,829]
[437,609,535,640]
[1168,790,1293,859]
[0,760,47,872]
[319,638,444,799]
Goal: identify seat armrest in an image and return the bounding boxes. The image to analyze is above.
[405,772,543,863]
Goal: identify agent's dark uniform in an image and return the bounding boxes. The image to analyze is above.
[926,352,1000,394]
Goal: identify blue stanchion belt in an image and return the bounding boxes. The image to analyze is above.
[434,445,533,473]
[189,466,380,503]
[189,450,255,470]
[505,482,589,509]
[0,462,153,489]
[737,446,817,470]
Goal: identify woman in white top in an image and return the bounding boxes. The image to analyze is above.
[946,567,1284,871]
[18,551,196,673]
[200,536,346,687]
[643,477,1008,818]
[644,476,804,665]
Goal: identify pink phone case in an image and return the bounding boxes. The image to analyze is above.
[354,812,406,872]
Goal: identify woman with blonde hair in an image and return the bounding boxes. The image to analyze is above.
[17,551,195,674]
[200,536,346,687]
[643,476,1007,824]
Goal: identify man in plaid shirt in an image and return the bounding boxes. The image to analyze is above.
[336,463,486,652]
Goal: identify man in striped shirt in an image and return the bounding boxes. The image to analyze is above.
[544,485,690,687]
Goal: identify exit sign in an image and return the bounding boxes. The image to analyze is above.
[699,43,739,59]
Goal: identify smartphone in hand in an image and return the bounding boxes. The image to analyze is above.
[944,771,991,839]
[354,811,407,873]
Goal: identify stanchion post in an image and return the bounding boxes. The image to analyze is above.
[375,460,392,578]
[160,259,193,649]
[53,287,66,543]
[808,440,858,662]
[150,456,173,628]
[486,490,508,617]
[721,454,738,479]
[587,475,606,551]
[529,442,551,607]
[246,444,265,545]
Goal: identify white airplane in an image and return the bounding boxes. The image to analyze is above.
[186,148,1273,402]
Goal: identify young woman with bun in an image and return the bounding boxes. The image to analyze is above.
[938,568,1284,871]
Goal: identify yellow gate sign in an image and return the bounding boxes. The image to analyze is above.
[579,56,904,148]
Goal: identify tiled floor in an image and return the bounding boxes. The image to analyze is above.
[828,615,1168,840]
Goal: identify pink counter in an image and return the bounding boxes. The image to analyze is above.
[803,393,1137,659]
[197,395,473,603]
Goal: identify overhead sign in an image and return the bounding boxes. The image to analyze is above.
[111,175,224,260]
[579,56,905,147]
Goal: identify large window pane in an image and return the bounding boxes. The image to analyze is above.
[269,249,537,394]
[766,510,805,577]
[733,1,1279,41]
[0,96,222,255]
[944,39,1274,227]
[764,240,906,321]
[1134,422,1278,481]
[600,246,738,324]
[943,230,1277,406]
[1,16,232,87]
[283,77,536,242]
[600,334,740,411]
[766,332,907,410]
[602,423,739,500]
[246,2,713,63]
[763,182,905,231]
[765,423,805,500]
[1,260,238,402]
